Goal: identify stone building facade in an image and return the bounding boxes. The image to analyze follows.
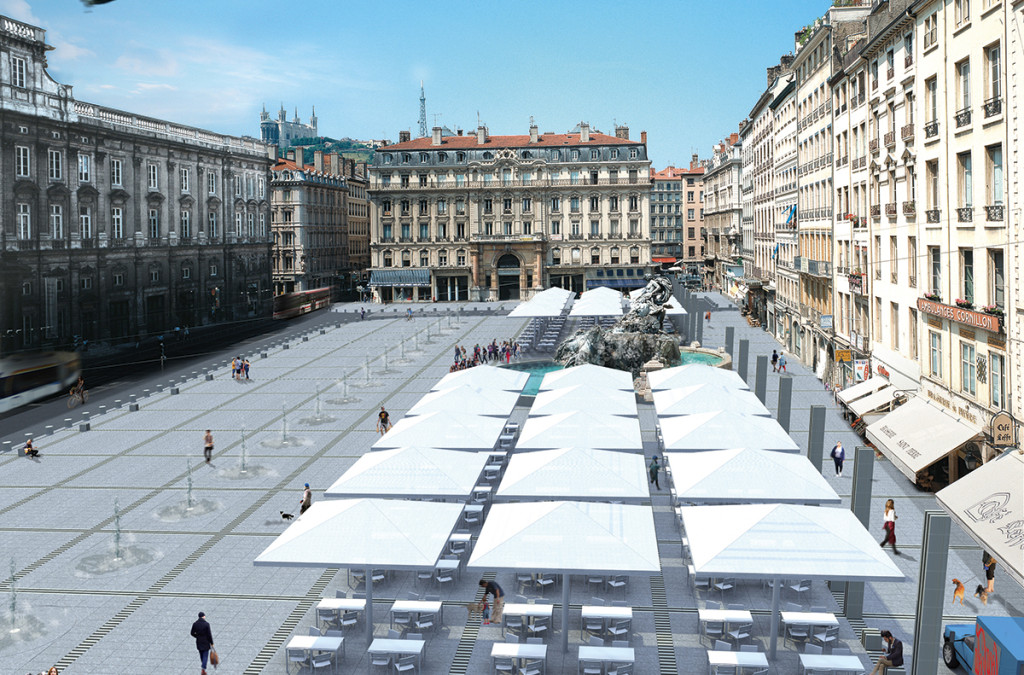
[702,133,743,294]
[367,123,652,302]
[650,159,705,273]
[0,15,272,354]
[259,104,317,148]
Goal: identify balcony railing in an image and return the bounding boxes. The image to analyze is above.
[374,176,652,191]
[887,66,895,80]
[902,200,916,215]
[625,232,643,239]
[957,207,973,223]
[869,139,879,154]
[984,97,1002,118]
[891,272,898,284]
[901,124,914,142]
[836,155,848,167]
[885,202,897,216]
[567,233,584,240]
[955,107,972,128]
[905,54,913,68]
[925,120,939,138]
[926,209,940,224]
[986,204,1005,222]
[884,131,896,148]
[870,204,881,217]
[853,156,867,170]
[848,272,866,295]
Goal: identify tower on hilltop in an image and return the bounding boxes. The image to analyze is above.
[418,81,428,139]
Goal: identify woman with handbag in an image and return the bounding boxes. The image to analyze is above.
[190,611,215,674]
[880,498,899,555]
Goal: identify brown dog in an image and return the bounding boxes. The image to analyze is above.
[975,584,989,605]
[952,578,965,605]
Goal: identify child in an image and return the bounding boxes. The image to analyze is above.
[481,599,491,624]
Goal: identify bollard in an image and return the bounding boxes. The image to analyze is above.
[807,406,826,467]
[320,329,326,335]
[2,441,11,452]
[754,355,768,403]
[261,352,268,359]
[912,511,952,675]
[170,388,179,395]
[79,422,90,432]
[777,376,793,432]
[64,418,73,428]
[303,336,309,342]
[205,373,214,381]
[725,326,735,357]
[129,403,139,412]
[737,339,749,382]
[283,343,290,349]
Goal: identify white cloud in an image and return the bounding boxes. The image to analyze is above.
[114,43,179,78]
[0,0,41,25]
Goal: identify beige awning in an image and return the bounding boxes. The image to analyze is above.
[836,377,889,405]
[848,385,902,417]
[866,397,980,481]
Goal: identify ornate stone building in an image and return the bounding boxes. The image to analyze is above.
[367,123,652,302]
[0,15,273,354]
[650,159,705,273]
[259,104,317,148]
[702,132,743,294]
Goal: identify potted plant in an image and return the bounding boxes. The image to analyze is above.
[982,305,1004,316]
[924,291,941,302]
[954,298,973,309]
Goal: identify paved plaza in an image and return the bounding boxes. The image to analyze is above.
[0,294,1019,674]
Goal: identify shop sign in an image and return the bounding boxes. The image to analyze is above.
[820,314,833,331]
[991,411,1015,447]
[916,298,1003,333]
[835,349,852,362]
[876,364,890,378]
[854,359,869,382]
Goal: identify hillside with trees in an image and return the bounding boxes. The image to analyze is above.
[290,137,374,164]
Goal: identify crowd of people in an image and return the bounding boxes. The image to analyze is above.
[449,340,521,372]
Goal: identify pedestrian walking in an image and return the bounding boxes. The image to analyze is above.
[778,353,788,373]
[300,483,312,514]
[376,406,391,436]
[648,456,661,490]
[478,579,505,623]
[771,350,779,372]
[984,550,996,597]
[830,440,845,477]
[869,630,903,675]
[23,438,38,458]
[190,611,215,675]
[454,345,461,364]
[406,307,413,321]
[705,310,711,324]
[880,498,899,555]
[230,357,237,380]
[360,307,365,320]
[243,358,250,380]
[203,430,214,464]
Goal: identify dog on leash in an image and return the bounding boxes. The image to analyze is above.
[974,584,989,605]
[280,511,295,520]
[951,578,965,605]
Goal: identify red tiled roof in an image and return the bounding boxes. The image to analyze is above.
[651,166,704,180]
[272,158,312,172]
[382,132,637,151]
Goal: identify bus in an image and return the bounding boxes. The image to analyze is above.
[0,351,81,413]
[272,287,332,320]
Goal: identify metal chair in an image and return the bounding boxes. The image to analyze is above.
[505,635,520,643]
[286,647,310,675]
[392,610,412,633]
[387,629,401,639]
[832,647,852,655]
[705,600,721,610]
[739,645,759,652]
[504,614,525,638]
[435,568,455,589]
[518,659,543,675]
[394,655,417,674]
[703,618,726,645]
[727,621,752,648]
[607,619,631,642]
[416,568,435,585]
[583,615,605,640]
[804,643,823,655]
[811,625,839,652]
[606,574,628,596]
[414,611,436,634]
[311,653,333,673]
[407,591,420,600]
[810,606,827,613]
[726,604,745,611]
[515,572,534,594]
[494,656,515,675]
[535,573,556,595]
[714,640,732,651]
[308,626,322,636]
[335,590,347,599]
[586,574,607,596]
[339,611,359,631]
[589,635,606,646]
[526,637,543,644]
[785,622,810,649]
[690,564,711,594]
[612,640,629,648]
[527,615,550,641]
[316,607,339,631]
[713,577,736,603]
[405,633,423,641]
[607,664,633,675]
[513,594,529,604]
[611,600,628,607]
[787,579,811,605]
[370,650,391,673]
[424,594,440,602]
[590,596,607,606]
[580,660,603,675]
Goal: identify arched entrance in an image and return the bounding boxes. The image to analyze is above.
[496,254,521,300]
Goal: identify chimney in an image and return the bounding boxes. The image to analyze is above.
[328,152,340,175]
[615,125,629,140]
[399,130,411,143]
[476,125,487,145]
[640,131,647,145]
[457,128,463,136]
[580,122,590,143]
[432,126,442,146]
[268,145,279,162]
[691,153,699,169]
[292,146,305,165]
[529,123,539,144]
[314,150,324,173]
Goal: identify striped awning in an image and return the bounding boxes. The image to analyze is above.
[368,269,431,287]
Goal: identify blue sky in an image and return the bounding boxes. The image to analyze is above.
[6,0,831,167]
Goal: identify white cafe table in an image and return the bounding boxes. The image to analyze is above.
[492,642,547,675]
[368,638,426,669]
[706,649,768,674]
[580,605,632,638]
[698,608,754,628]
[501,602,554,637]
[435,557,461,579]
[286,634,344,671]
[315,598,365,630]
[389,600,444,629]
[578,645,634,674]
[781,611,839,628]
[798,653,866,673]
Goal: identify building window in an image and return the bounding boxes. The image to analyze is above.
[247,213,255,237]
[111,207,124,238]
[928,246,941,294]
[991,352,1006,408]
[552,248,561,265]
[438,250,448,266]
[954,0,970,26]
[591,248,600,265]
[180,167,190,193]
[15,146,29,177]
[457,250,466,266]
[235,212,242,235]
[961,248,974,304]
[629,195,639,211]
[208,212,218,238]
[890,302,899,349]
[12,56,25,88]
[419,250,429,266]
[551,220,560,235]
[47,149,62,181]
[207,172,216,195]
[16,203,30,239]
[113,273,124,287]
[181,210,191,238]
[49,204,63,239]
[630,247,639,264]
[926,160,939,209]
[930,331,942,377]
[150,269,160,283]
[590,220,600,236]
[522,197,532,213]
[77,154,90,183]
[990,248,1005,309]
[149,209,160,239]
[111,158,122,186]
[986,145,1003,205]
[79,206,92,239]
[924,14,938,49]
[630,148,638,159]
[957,59,971,114]
[382,251,393,267]
[182,266,191,280]
[957,152,972,208]
[909,308,918,360]
[148,163,159,190]
[438,199,447,215]
[926,78,938,122]
[234,175,242,196]
[81,277,92,290]
[961,341,976,396]
[570,197,580,212]
[523,221,532,235]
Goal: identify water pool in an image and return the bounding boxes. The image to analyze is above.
[678,350,726,367]
[502,361,564,396]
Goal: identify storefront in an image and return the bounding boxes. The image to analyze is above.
[434,275,469,302]
[368,269,431,303]
[586,267,649,291]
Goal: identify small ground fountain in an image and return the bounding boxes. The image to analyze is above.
[378,347,396,374]
[219,427,274,479]
[423,322,435,344]
[8,558,17,635]
[185,458,195,510]
[260,404,309,448]
[327,375,360,405]
[300,385,337,425]
[392,339,412,365]
[76,500,160,577]
[352,352,377,388]
[155,461,221,521]
[409,331,424,354]
[0,557,47,649]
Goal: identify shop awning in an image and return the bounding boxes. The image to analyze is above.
[652,257,676,264]
[836,377,890,405]
[368,269,431,287]
[865,397,981,481]
[587,278,648,289]
[847,385,902,417]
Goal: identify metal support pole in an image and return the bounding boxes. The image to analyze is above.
[807,406,826,468]
[844,446,875,619]
[912,511,952,675]
[769,578,782,659]
[365,569,374,643]
[754,355,768,403]
[737,339,749,382]
[695,309,704,345]
[725,326,735,357]
[561,573,571,652]
[777,376,793,432]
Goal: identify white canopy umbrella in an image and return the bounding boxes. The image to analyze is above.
[468,501,660,650]
[508,286,574,318]
[538,363,635,392]
[324,447,491,500]
[255,498,464,642]
[680,503,904,657]
[494,447,649,502]
[373,411,507,450]
[408,385,520,417]
[660,411,799,452]
[665,449,840,504]
[569,287,626,317]
[530,385,638,417]
[517,411,644,451]
[937,451,1024,589]
[432,365,529,392]
[648,363,749,391]
[653,384,771,417]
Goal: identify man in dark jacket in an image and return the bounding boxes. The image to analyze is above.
[190,611,214,674]
[870,630,903,674]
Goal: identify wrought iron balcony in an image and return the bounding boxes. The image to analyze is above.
[869,139,879,154]
[886,202,897,216]
[891,272,898,284]
[904,54,913,68]
[924,121,939,138]
[901,124,914,142]
[986,204,1005,222]
[903,200,916,215]
[957,207,973,223]
[848,272,866,295]
[926,209,940,224]
[870,204,881,217]
[954,107,972,128]
[567,233,584,240]
[884,131,896,148]
[984,97,1002,118]
[887,66,895,80]
[625,232,643,239]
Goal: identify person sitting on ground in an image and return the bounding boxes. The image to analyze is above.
[869,630,903,675]
[24,439,38,458]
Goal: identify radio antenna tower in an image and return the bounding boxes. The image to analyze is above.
[418,81,428,139]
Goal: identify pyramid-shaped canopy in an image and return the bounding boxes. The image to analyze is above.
[538,363,635,392]
[373,411,506,450]
[495,448,649,502]
[653,384,770,417]
[508,286,575,317]
[468,501,661,575]
[530,385,638,417]
[569,287,625,316]
[325,447,491,499]
[254,498,464,570]
[408,385,520,417]
[432,365,529,392]
[665,449,840,504]
[680,503,905,582]
[517,411,643,451]
[648,363,749,391]
[660,411,799,452]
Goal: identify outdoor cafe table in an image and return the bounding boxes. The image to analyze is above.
[435,557,461,579]
[780,611,839,633]
[580,605,632,639]
[706,649,768,674]
[492,642,548,675]
[578,645,634,674]
[315,598,365,631]
[501,602,554,637]
[698,608,754,629]
[368,638,426,669]
[285,634,344,670]
[389,600,443,629]
[798,653,866,673]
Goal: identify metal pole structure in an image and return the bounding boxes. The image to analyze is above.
[768,578,782,659]
[844,446,875,619]
[737,339,749,383]
[807,405,827,468]
[725,326,735,357]
[754,355,768,403]
[777,376,793,432]
[912,511,952,675]
[695,308,704,345]
[561,573,571,652]
[365,568,374,643]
